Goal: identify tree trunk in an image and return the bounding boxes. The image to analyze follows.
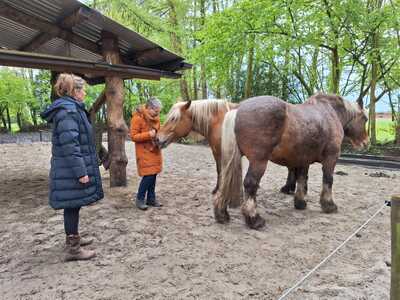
[369,30,379,145]
[136,82,145,104]
[200,66,207,99]
[216,86,222,98]
[192,65,198,100]
[212,0,219,12]
[6,106,11,131]
[31,108,38,126]
[167,0,191,101]
[396,96,400,145]
[102,31,128,187]
[282,50,290,100]
[310,47,319,92]
[330,46,340,94]
[235,51,245,100]
[200,0,207,99]
[16,111,22,131]
[0,107,7,131]
[396,118,400,145]
[50,71,59,102]
[180,75,191,101]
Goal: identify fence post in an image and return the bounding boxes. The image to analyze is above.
[391,195,400,300]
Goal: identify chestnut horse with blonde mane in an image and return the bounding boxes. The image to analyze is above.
[214,94,369,229]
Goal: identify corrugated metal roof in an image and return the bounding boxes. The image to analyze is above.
[0,16,40,49]
[0,0,191,75]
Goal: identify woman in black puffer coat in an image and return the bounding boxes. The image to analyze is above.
[41,73,103,261]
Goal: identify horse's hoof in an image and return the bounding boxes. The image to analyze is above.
[280,185,295,195]
[321,202,338,214]
[245,214,266,230]
[214,208,230,224]
[294,197,307,210]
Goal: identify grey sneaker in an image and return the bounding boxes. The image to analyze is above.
[136,198,148,210]
[147,199,162,207]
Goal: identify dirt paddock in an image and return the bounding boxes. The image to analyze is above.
[0,142,398,299]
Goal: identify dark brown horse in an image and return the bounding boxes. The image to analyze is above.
[214,93,368,229]
[156,99,300,195]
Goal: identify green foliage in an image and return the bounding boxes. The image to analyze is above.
[0,0,399,141]
[0,68,37,131]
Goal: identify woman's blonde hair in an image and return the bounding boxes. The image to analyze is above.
[54,73,86,98]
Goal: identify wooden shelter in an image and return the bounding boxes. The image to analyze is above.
[0,0,191,186]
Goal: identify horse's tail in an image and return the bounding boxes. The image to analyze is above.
[218,110,243,209]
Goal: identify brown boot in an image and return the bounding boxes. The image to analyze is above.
[65,234,93,247]
[65,235,96,262]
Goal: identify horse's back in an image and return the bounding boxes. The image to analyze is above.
[235,96,288,160]
[271,102,344,167]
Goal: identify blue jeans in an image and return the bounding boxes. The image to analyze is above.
[137,175,157,202]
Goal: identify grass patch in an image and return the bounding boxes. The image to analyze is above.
[375,119,395,143]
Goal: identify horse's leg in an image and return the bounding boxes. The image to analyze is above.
[304,165,310,195]
[212,154,228,222]
[294,167,308,210]
[280,168,296,194]
[211,152,221,195]
[241,159,267,230]
[320,159,338,213]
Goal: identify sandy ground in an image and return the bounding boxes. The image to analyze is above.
[0,142,398,300]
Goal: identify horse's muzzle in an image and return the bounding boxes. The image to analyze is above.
[352,138,369,150]
[155,137,168,149]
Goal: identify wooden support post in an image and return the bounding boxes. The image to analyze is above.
[101,31,128,187]
[391,195,400,300]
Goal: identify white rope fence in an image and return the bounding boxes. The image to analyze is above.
[277,201,389,300]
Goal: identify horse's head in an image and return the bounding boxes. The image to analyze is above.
[156,101,192,148]
[343,102,369,149]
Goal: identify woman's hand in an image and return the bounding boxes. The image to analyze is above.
[79,175,89,184]
[149,129,156,138]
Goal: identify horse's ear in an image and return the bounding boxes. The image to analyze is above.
[182,100,191,111]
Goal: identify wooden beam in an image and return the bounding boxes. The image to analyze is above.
[0,1,100,54]
[21,7,94,52]
[89,91,106,114]
[149,59,192,71]
[89,91,109,169]
[131,47,164,66]
[59,7,93,30]
[21,33,53,53]
[0,49,167,80]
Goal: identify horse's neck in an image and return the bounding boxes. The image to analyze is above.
[327,101,355,128]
